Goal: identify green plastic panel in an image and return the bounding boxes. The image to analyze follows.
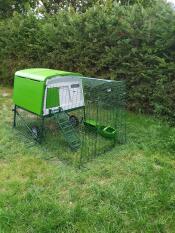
[46,87,59,109]
[13,76,45,115]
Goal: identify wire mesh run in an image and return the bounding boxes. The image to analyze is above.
[13,77,126,166]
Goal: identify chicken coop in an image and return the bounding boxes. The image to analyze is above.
[13,68,126,165]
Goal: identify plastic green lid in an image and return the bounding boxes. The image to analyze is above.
[15,68,82,82]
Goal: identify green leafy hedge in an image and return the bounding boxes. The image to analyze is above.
[0,1,175,123]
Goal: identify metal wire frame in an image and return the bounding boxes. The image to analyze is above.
[79,79,126,165]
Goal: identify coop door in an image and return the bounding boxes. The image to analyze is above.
[70,83,82,107]
[59,86,71,110]
[59,83,83,110]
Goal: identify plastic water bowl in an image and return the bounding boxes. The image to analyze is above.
[98,126,117,139]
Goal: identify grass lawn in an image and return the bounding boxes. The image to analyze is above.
[0,87,175,233]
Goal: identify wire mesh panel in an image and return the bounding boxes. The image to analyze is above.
[79,78,126,164]
[15,108,42,139]
[41,113,82,164]
[14,107,84,165]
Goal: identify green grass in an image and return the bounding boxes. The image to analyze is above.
[0,87,175,233]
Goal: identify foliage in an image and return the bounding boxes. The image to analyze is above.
[0,0,158,18]
[0,1,175,123]
[0,0,38,19]
[39,0,102,13]
[39,0,158,14]
[119,0,158,6]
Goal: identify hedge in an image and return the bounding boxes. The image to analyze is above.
[0,1,175,123]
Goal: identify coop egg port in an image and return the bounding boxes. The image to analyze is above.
[12,68,125,160]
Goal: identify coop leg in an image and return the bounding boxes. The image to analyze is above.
[83,106,86,120]
[40,116,45,142]
[12,105,17,128]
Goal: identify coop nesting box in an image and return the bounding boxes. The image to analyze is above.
[13,68,84,115]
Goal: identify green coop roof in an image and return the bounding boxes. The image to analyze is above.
[15,68,82,82]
